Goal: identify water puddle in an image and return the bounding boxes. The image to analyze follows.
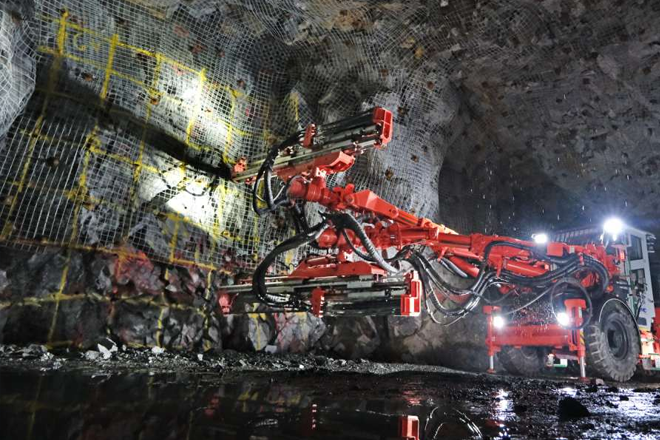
[0,370,512,439]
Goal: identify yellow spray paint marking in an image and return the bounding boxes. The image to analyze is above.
[101,34,119,99]
[3,12,74,342]
[26,376,44,440]
[1,11,69,241]
[69,127,100,241]
[168,216,181,263]
[47,14,111,344]
[89,144,160,175]
[71,31,101,53]
[128,52,162,224]
[289,91,300,124]
[162,67,206,262]
[2,292,208,317]
[185,68,207,144]
[4,11,274,267]
[155,305,167,347]
[223,90,237,159]
[202,270,214,351]
[214,88,237,247]
[47,126,99,344]
[46,252,71,343]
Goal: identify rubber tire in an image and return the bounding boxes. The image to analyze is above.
[585,301,640,382]
[498,346,546,376]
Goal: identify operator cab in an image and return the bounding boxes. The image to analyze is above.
[552,224,660,373]
[552,225,657,330]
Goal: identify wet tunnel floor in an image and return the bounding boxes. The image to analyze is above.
[1,351,660,439]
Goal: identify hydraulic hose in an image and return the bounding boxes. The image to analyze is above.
[252,134,299,216]
[441,258,468,278]
[341,229,411,265]
[549,277,593,330]
[414,251,491,297]
[408,252,483,318]
[289,201,310,234]
[501,258,580,288]
[409,255,468,319]
[414,240,600,324]
[252,220,329,307]
[582,255,610,297]
[326,212,399,273]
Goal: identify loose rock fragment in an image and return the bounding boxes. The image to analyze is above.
[558,397,591,419]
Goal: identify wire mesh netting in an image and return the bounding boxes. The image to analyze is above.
[0,0,640,271]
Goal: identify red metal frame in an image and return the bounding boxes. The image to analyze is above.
[246,105,617,296]
[484,300,587,378]
[242,106,624,331]
[653,308,660,355]
[401,272,422,317]
[372,107,393,146]
[274,109,620,289]
[297,270,421,319]
[311,287,325,318]
[398,416,420,440]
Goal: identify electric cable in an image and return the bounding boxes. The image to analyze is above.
[340,228,412,265]
[252,219,329,308]
[324,212,399,273]
[548,277,593,330]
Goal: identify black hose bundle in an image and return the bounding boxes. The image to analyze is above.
[413,240,609,326]
[252,134,300,216]
[289,201,311,234]
[405,242,519,323]
[407,252,483,320]
[252,220,329,308]
[549,277,593,330]
[324,212,401,273]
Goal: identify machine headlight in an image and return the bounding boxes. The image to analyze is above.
[556,312,570,327]
[603,217,625,241]
[532,233,549,245]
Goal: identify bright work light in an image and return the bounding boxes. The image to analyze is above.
[532,233,549,245]
[603,217,625,241]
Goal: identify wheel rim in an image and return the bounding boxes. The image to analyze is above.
[605,317,629,360]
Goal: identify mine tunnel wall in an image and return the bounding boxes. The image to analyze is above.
[0,247,490,371]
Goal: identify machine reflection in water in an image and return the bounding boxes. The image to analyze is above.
[0,370,512,439]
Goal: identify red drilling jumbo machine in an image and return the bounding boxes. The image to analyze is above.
[222,107,660,382]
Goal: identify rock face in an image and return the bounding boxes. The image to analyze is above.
[0,248,331,355]
[0,246,492,370]
[0,1,35,138]
[0,0,659,369]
